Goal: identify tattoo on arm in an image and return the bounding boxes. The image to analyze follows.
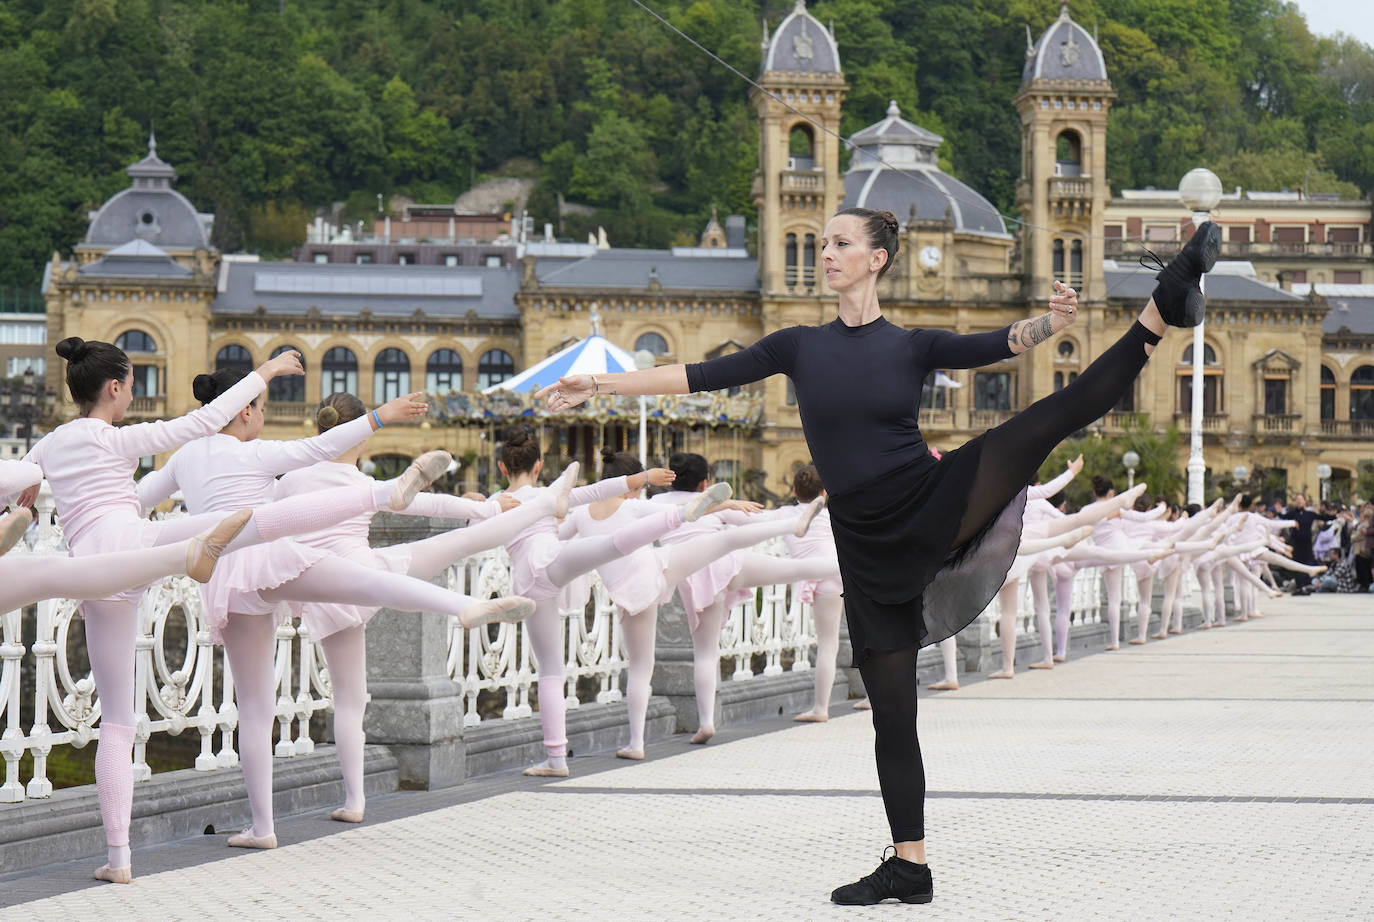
[1008,314,1055,351]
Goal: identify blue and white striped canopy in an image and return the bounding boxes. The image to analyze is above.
[483,334,639,395]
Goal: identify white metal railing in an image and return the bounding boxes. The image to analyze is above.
[442,537,819,727]
[2,490,822,798]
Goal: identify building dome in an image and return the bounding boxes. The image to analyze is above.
[83,133,214,250]
[1021,2,1108,84]
[761,0,841,76]
[842,101,1008,237]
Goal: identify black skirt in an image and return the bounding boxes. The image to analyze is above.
[827,435,1026,667]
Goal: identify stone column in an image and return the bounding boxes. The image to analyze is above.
[362,512,467,789]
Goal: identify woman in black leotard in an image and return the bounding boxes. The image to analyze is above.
[540,206,1220,906]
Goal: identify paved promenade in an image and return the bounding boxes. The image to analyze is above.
[2,595,1371,920]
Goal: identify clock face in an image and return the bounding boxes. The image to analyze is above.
[919,245,942,268]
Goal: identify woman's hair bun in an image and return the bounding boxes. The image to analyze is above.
[191,374,216,404]
[599,446,618,461]
[503,426,530,446]
[55,337,88,361]
[878,210,899,235]
[317,405,340,429]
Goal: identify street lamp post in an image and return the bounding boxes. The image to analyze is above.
[1179,168,1223,506]
[1,367,54,453]
[1232,464,1249,497]
[635,349,656,466]
[1317,462,1332,502]
[1123,449,1140,490]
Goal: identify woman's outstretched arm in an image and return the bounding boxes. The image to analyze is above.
[539,364,690,411]
[1004,281,1079,355]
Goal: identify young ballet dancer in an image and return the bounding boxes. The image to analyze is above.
[135,371,536,850]
[493,428,735,778]
[564,450,825,758]
[275,393,589,822]
[541,206,1222,904]
[24,337,461,884]
[782,465,845,722]
[648,451,841,744]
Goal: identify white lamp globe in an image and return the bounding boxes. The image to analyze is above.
[1316,463,1332,480]
[1122,450,1140,470]
[1179,168,1223,213]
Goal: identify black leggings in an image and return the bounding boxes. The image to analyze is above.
[863,321,1159,843]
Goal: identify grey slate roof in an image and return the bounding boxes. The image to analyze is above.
[1324,296,1374,335]
[762,1,841,75]
[85,137,213,250]
[1103,263,1305,302]
[850,101,943,148]
[535,249,760,291]
[1022,8,1109,83]
[213,261,520,319]
[77,240,192,278]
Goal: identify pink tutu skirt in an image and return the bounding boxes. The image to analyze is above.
[511,533,565,601]
[795,575,843,606]
[675,552,748,631]
[601,547,671,614]
[288,544,410,640]
[201,538,330,643]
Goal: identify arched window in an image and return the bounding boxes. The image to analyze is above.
[1321,366,1335,421]
[115,330,158,397]
[426,349,464,393]
[1178,343,1223,415]
[1070,239,1083,290]
[1057,340,1075,360]
[321,346,358,397]
[1055,130,1082,177]
[215,345,253,375]
[788,124,815,170]
[1052,239,1065,279]
[634,333,669,356]
[268,345,306,402]
[974,372,1013,410]
[803,233,817,288]
[1053,371,1079,392]
[785,233,798,288]
[373,348,411,403]
[477,349,515,390]
[1351,366,1374,421]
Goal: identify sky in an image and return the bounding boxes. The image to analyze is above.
[1288,0,1374,47]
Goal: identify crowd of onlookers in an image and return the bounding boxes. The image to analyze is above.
[1251,493,1374,594]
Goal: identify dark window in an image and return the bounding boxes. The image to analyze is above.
[115,330,156,353]
[115,330,158,396]
[974,372,1012,410]
[920,371,946,410]
[1351,366,1374,420]
[322,347,358,396]
[1334,270,1362,284]
[373,348,411,403]
[634,333,669,356]
[477,349,515,390]
[215,345,253,374]
[1053,239,1065,277]
[426,349,464,393]
[803,234,817,288]
[1057,340,1075,359]
[269,345,306,402]
[1321,366,1335,421]
[785,233,798,287]
[1264,378,1287,415]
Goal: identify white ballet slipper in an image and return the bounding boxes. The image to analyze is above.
[794,496,826,537]
[186,508,253,583]
[0,507,32,557]
[387,450,453,511]
[459,596,535,630]
[331,807,365,824]
[684,482,732,522]
[227,829,277,849]
[93,864,132,884]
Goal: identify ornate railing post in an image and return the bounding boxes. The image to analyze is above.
[363,512,467,789]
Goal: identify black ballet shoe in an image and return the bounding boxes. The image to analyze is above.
[1141,220,1221,328]
[830,848,933,905]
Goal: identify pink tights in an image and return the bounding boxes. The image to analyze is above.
[319,626,368,815]
[619,606,659,753]
[221,613,278,838]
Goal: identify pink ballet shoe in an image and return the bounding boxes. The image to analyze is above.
[1027,659,1054,669]
[331,807,365,823]
[1104,644,1120,651]
[1168,628,1182,635]
[795,496,826,537]
[93,864,132,884]
[615,747,645,761]
[793,710,829,722]
[1128,638,1146,645]
[552,461,580,520]
[186,508,253,583]
[927,680,959,691]
[522,762,570,778]
[1151,632,1169,640]
[1117,483,1148,507]
[689,726,715,744]
[459,596,536,630]
[1052,654,1066,663]
[0,507,32,557]
[684,482,732,522]
[227,829,277,849]
[387,450,453,511]
[852,698,871,710]
[988,669,1015,679]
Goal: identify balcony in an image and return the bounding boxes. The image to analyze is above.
[1050,177,1091,201]
[1099,411,1142,433]
[127,396,166,418]
[1321,419,1374,439]
[1255,413,1302,434]
[1107,240,1372,261]
[780,171,823,194]
[920,409,956,431]
[1173,412,1228,433]
[971,409,1015,429]
[266,402,312,423]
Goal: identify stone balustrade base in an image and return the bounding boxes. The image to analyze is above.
[0,744,399,877]
[708,671,851,729]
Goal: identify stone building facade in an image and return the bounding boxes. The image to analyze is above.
[38,1,1374,499]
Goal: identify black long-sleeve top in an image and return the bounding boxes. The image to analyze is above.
[685,316,1015,496]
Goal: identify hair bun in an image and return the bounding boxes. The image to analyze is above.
[599,447,618,461]
[503,426,530,446]
[55,337,88,361]
[878,210,899,235]
[317,405,340,429]
[191,374,216,403]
